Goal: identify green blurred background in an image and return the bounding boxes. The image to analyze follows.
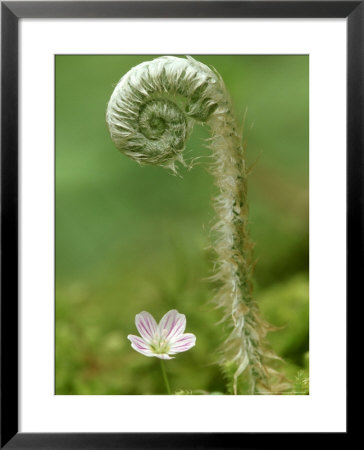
[56,55,309,395]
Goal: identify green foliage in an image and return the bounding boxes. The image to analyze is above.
[175,390,193,395]
[292,370,309,395]
[55,55,309,395]
[259,275,309,366]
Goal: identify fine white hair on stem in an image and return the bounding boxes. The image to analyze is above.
[106,56,287,394]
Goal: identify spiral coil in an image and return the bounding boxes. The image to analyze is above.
[106,56,224,170]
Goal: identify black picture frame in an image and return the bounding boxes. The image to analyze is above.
[1,1,356,448]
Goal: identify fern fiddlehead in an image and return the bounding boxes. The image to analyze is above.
[106,56,286,394]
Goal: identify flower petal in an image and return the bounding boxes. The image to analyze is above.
[135,311,158,343]
[158,309,186,341]
[154,353,174,360]
[169,333,196,354]
[127,334,154,357]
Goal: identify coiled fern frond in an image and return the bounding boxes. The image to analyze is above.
[106,56,287,394]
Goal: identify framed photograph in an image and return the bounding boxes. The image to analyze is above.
[1,1,355,447]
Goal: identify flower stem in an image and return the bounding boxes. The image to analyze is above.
[160,359,171,395]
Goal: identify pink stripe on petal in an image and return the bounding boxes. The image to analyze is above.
[168,319,185,339]
[128,334,149,349]
[128,334,154,357]
[135,311,158,342]
[159,310,186,341]
[159,310,177,332]
[169,333,196,354]
[131,345,154,357]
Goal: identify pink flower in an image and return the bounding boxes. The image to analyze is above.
[127,309,196,360]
